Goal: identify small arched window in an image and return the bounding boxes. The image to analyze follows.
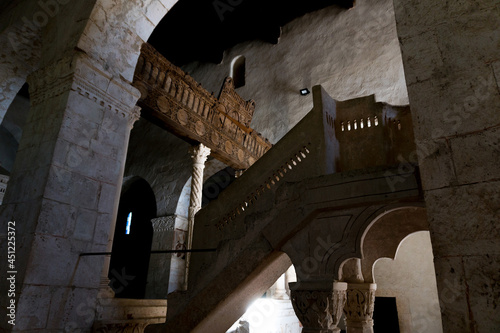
[230,55,246,88]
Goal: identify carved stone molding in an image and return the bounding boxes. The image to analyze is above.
[151,216,175,233]
[93,323,148,333]
[93,298,166,333]
[290,281,346,333]
[27,54,141,122]
[344,283,376,332]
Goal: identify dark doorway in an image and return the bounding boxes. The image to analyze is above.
[109,178,156,298]
[373,297,400,333]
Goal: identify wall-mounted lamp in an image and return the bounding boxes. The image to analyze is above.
[300,88,310,96]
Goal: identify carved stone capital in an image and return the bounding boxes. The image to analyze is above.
[151,216,175,233]
[290,281,346,333]
[332,282,348,328]
[344,283,377,332]
[189,143,211,166]
[128,106,142,129]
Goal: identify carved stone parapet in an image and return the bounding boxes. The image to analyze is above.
[290,281,346,333]
[151,216,175,233]
[133,43,272,170]
[343,283,376,333]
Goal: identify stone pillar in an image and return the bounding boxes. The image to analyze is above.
[273,273,289,300]
[0,53,140,332]
[183,143,210,290]
[99,106,142,301]
[145,216,175,298]
[290,281,346,333]
[343,283,376,333]
[393,0,500,331]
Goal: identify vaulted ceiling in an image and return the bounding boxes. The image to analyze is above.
[148,0,354,66]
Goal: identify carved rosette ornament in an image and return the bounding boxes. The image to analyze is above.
[343,283,377,333]
[290,282,347,333]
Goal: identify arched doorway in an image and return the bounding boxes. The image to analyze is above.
[109,177,156,299]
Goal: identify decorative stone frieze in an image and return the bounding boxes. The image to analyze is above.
[344,283,377,333]
[27,54,141,122]
[151,216,175,233]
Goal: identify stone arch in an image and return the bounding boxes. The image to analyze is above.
[331,204,426,282]
[360,206,428,283]
[109,176,156,298]
[230,55,246,88]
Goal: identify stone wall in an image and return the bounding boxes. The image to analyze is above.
[393,0,500,331]
[182,0,408,143]
[125,118,192,217]
[374,231,442,333]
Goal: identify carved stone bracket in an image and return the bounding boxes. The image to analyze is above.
[290,281,347,333]
[344,283,377,333]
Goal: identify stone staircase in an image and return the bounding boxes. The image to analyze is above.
[146,86,422,332]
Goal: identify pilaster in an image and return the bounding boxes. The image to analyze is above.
[0,52,140,332]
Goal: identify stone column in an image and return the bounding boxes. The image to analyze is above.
[343,283,376,333]
[0,53,140,332]
[273,273,289,300]
[290,281,346,333]
[393,1,500,331]
[145,216,176,298]
[183,143,210,290]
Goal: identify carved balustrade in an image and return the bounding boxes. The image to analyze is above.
[133,43,272,170]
